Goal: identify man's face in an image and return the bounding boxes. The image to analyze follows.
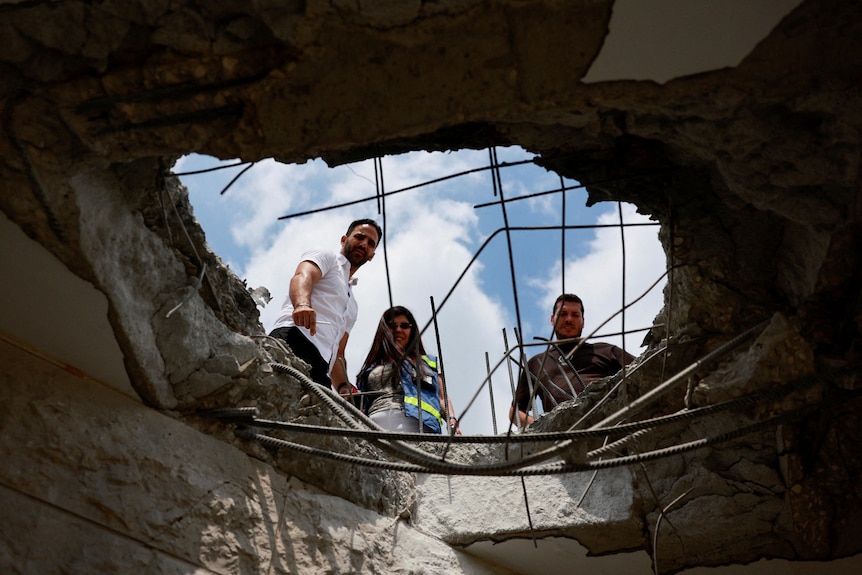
[341,224,379,269]
[551,300,584,340]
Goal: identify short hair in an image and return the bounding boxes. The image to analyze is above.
[346,219,383,243]
[553,293,584,316]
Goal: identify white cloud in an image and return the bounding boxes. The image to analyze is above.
[228,159,342,250]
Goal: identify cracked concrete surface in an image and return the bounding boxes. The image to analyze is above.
[1,0,861,573]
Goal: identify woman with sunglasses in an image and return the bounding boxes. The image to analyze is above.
[356,306,460,434]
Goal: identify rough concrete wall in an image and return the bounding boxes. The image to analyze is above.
[1,0,862,573]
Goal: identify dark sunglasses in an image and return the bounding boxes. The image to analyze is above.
[387,322,412,330]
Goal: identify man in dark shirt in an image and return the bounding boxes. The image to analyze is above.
[510,294,635,427]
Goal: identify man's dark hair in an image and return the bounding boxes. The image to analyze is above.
[553,293,584,316]
[346,219,383,243]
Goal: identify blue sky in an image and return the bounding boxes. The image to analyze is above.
[175,147,666,435]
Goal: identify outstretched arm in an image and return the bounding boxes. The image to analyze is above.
[289,260,322,334]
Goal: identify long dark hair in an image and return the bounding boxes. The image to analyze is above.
[357,306,426,382]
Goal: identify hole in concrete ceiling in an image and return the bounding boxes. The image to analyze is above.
[176,146,666,434]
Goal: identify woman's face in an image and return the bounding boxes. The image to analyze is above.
[387,313,413,349]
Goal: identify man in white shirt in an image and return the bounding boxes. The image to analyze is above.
[269,219,382,393]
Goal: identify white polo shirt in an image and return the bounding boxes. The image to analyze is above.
[271,249,358,373]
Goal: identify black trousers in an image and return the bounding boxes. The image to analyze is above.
[269,326,332,387]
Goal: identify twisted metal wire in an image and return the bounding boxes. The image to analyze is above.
[230,406,812,477]
[268,362,583,475]
[209,369,815,446]
[204,355,824,477]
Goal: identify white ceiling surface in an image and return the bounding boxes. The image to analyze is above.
[466,538,653,575]
[465,537,862,575]
[0,211,134,399]
[583,0,804,84]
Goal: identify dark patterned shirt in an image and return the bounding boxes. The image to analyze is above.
[514,341,634,414]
